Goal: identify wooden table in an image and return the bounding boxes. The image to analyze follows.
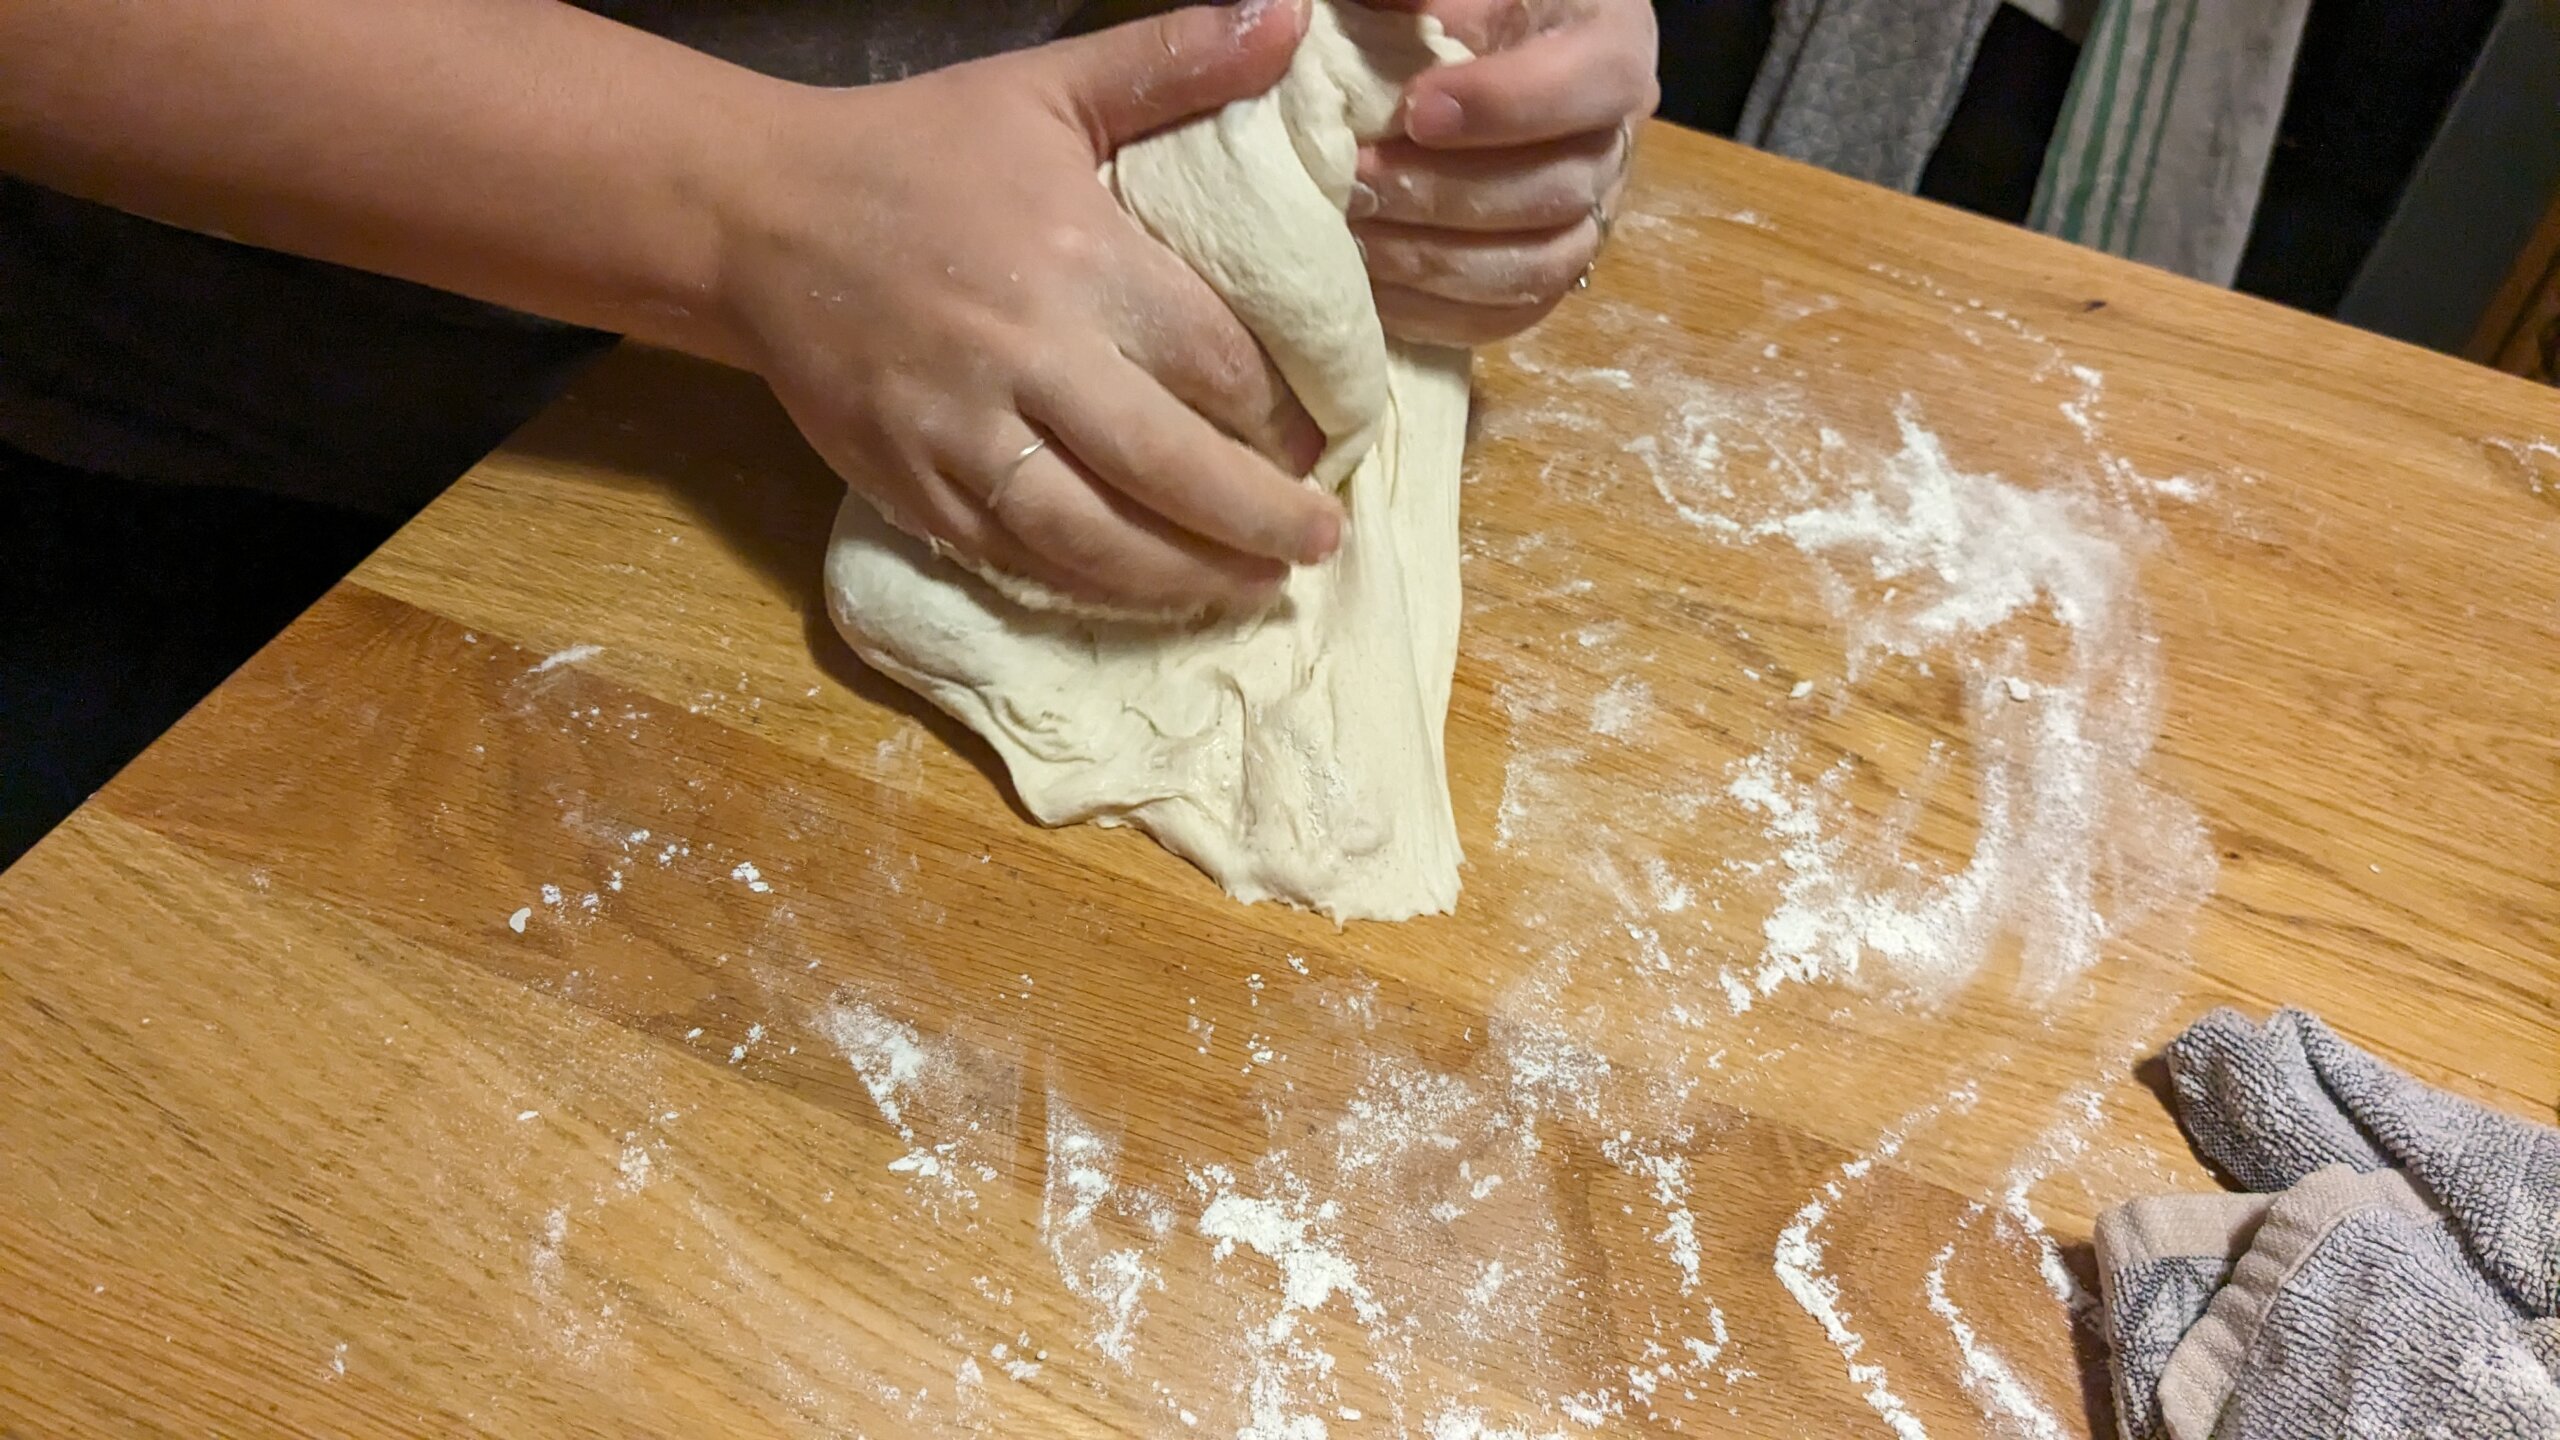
[5,125,2556,1439]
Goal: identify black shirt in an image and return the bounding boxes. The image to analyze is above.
[0,3,1077,513]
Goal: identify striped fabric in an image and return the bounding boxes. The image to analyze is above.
[2029,0,2312,286]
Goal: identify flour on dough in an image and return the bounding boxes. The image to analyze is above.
[825,2,1473,923]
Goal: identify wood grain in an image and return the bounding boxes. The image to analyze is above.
[4,125,2556,1438]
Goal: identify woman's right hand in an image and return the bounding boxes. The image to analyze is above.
[704,0,1343,613]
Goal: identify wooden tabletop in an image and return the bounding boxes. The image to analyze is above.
[5,124,2557,1439]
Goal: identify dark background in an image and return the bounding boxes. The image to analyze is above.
[0,0,2515,868]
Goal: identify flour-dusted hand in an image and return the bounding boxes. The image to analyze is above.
[1352,0,1659,344]
[710,2,1342,613]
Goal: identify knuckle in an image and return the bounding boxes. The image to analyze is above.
[1189,327,1264,409]
[1364,231,1435,286]
[1532,170,1599,227]
[1381,164,1433,216]
[1008,346,1082,417]
[1031,218,1110,282]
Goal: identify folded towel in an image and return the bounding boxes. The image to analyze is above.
[2094,1007,2560,1440]
[2026,0,2313,286]
[2167,1006,2560,1317]
[1736,0,2002,192]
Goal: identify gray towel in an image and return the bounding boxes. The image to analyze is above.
[2095,1007,2560,1440]
[2167,1006,2560,1316]
[1736,0,2002,192]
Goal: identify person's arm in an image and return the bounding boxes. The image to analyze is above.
[0,0,1341,612]
[0,0,752,362]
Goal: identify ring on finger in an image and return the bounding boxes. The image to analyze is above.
[987,434,1051,510]
[1576,119,1636,292]
[1576,202,1618,291]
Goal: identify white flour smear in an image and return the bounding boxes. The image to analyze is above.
[1703,403,2215,1006]
[2484,435,2560,498]
[2000,1086,2108,1315]
[1925,1224,2070,1440]
[527,297,2221,1433]
[1493,677,1583,855]
[1485,294,2219,1013]
[1444,320,2217,1430]
[527,642,603,677]
[1042,1093,1173,1368]
[814,998,997,1213]
[1772,1083,1979,1440]
[1590,676,1654,740]
[1194,1164,1382,1440]
[1198,1053,1596,1437]
[1601,1134,1704,1294]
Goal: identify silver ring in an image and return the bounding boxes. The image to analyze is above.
[990,435,1049,507]
[1576,120,1636,291]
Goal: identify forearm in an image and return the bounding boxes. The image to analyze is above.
[0,0,785,362]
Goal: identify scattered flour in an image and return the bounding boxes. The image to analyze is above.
[1603,1136,1704,1294]
[1195,1164,1381,1440]
[1774,1084,1980,1440]
[1041,1094,1168,1368]
[1999,1087,2109,1314]
[1493,678,1583,853]
[815,998,988,1210]
[1589,676,1652,740]
[1925,1232,2069,1440]
[2485,436,2560,497]
[1697,404,2213,1004]
[511,317,2218,1433]
[528,643,603,676]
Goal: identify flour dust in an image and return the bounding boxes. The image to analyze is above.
[495,254,2225,1435]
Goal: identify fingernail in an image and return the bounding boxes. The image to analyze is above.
[1405,90,1462,143]
[1346,182,1380,220]
[1227,0,1288,33]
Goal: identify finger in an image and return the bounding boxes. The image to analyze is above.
[1022,351,1343,566]
[986,441,1290,611]
[1373,281,1562,347]
[848,457,1108,602]
[1044,0,1309,153]
[1353,214,1598,309]
[1110,235,1326,475]
[1403,13,1659,149]
[1353,131,1617,232]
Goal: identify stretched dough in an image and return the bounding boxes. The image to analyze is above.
[825,2,1472,922]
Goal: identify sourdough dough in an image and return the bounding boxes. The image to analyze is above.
[824,2,1472,922]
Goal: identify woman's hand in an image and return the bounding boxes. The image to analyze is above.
[1355,0,1660,345]
[708,1,1343,613]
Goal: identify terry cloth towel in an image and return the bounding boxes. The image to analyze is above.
[2094,1007,2560,1440]
[2026,0,2313,285]
[1737,0,2003,193]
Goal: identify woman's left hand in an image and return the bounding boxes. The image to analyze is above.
[1354,0,1659,345]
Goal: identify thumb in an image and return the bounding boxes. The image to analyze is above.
[1044,0,1310,152]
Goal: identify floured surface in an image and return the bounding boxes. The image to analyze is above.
[9,125,2560,1440]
